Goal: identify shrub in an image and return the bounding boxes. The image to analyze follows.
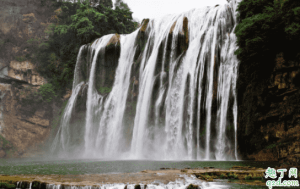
[228,173,235,179]
[38,83,57,102]
[245,174,253,180]
[220,173,226,179]
[233,174,238,179]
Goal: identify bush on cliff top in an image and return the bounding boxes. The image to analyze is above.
[34,0,137,95]
[235,0,300,81]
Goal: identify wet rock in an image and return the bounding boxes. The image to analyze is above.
[31,181,40,189]
[40,182,47,189]
[94,34,121,95]
[169,21,177,34]
[140,19,150,33]
[179,17,189,52]
[186,184,198,189]
[20,181,30,189]
[134,184,141,189]
[106,34,120,50]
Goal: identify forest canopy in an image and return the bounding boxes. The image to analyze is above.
[33,0,138,95]
[235,0,300,79]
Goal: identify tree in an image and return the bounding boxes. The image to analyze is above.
[114,0,130,10]
[234,0,300,81]
[34,0,136,94]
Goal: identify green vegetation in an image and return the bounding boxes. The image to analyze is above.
[228,173,238,179]
[15,56,27,62]
[32,182,39,189]
[32,0,137,96]
[38,83,57,102]
[98,86,112,94]
[220,173,227,179]
[235,0,300,80]
[187,184,198,189]
[0,135,12,149]
[203,173,211,179]
[0,135,17,157]
[245,174,253,180]
[265,142,282,149]
[21,84,57,103]
[27,38,40,44]
[244,174,263,180]
[0,182,16,189]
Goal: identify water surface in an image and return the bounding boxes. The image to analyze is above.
[0,159,278,175]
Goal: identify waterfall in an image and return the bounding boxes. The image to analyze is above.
[52,0,241,160]
[51,46,86,155]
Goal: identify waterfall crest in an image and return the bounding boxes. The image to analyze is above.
[52,0,241,160]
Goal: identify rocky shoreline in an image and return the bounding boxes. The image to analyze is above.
[0,166,287,188]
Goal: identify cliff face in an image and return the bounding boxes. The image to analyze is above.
[0,0,61,158]
[0,0,56,66]
[237,52,300,166]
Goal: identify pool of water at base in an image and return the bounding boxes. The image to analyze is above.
[0,159,278,175]
[0,160,281,189]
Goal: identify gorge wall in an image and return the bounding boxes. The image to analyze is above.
[237,52,300,166]
[0,0,66,158]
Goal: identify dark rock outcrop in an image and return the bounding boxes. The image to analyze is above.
[95,34,121,95]
[237,52,300,166]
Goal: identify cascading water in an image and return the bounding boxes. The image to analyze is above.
[52,0,241,160]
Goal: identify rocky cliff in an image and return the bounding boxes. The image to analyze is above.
[237,52,300,166]
[0,0,64,158]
